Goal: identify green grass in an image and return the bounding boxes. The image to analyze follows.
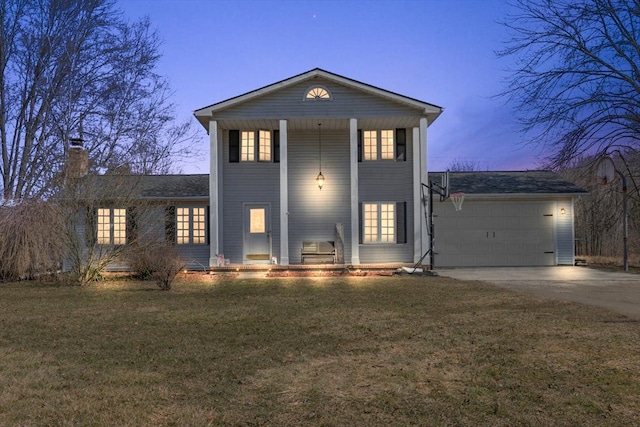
[1,275,639,426]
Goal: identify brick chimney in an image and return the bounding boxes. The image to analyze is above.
[66,138,89,179]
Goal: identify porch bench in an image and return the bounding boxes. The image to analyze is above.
[301,241,336,264]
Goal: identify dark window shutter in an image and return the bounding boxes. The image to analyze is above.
[229,130,240,163]
[126,207,138,244]
[273,130,280,163]
[206,205,210,245]
[396,202,406,244]
[357,130,362,162]
[86,207,97,247]
[358,202,363,244]
[165,206,176,244]
[396,128,406,161]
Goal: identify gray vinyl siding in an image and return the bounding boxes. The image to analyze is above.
[556,199,576,265]
[288,130,352,264]
[214,78,424,120]
[358,131,414,263]
[221,130,280,264]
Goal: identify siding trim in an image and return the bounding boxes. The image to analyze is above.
[279,120,289,265]
[413,126,422,262]
[350,118,360,264]
[209,120,220,266]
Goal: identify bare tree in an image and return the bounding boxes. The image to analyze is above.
[0,0,198,201]
[499,0,640,169]
[447,158,484,172]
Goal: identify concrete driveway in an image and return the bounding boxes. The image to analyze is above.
[436,266,640,319]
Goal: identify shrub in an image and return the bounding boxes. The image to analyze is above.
[127,243,184,290]
[0,201,64,281]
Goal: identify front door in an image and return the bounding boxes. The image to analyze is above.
[243,204,272,264]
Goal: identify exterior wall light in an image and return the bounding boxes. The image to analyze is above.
[560,208,566,215]
[316,123,325,190]
[316,171,325,190]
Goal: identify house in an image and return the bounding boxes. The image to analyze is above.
[193,68,441,267]
[69,68,586,270]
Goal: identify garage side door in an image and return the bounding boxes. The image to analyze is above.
[434,201,556,267]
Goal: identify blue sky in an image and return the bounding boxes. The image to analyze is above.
[119,0,545,173]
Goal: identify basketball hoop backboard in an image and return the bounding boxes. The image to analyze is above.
[596,157,616,185]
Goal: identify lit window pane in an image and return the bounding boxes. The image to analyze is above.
[364,131,377,161]
[112,209,126,245]
[381,130,394,160]
[364,203,378,243]
[250,208,266,233]
[97,208,110,245]
[175,207,206,245]
[363,203,395,244]
[177,207,189,244]
[259,130,271,161]
[380,203,395,243]
[306,87,330,99]
[193,207,206,244]
[241,131,255,161]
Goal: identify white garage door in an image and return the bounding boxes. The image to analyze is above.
[433,201,556,267]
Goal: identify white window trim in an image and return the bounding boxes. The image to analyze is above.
[176,207,207,245]
[363,129,395,161]
[303,85,332,101]
[97,207,127,246]
[241,131,255,162]
[241,130,274,162]
[363,202,396,244]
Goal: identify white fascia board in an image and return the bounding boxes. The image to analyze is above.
[194,68,443,121]
[459,193,587,200]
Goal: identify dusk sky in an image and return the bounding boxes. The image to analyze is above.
[119,0,545,174]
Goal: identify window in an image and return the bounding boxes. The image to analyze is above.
[259,130,271,162]
[363,203,395,243]
[380,130,394,160]
[361,129,394,161]
[230,130,276,163]
[175,207,206,245]
[304,86,331,100]
[97,208,126,245]
[241,131,255,161]
[363,130,377,161]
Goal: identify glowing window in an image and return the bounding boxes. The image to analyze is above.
[304,86,331,100]
[241,131,255,161]
[97,208,126,245]
[176,207,206,245]
[363,130,377,161]
[250,208,266,233]
[363,203,395,244]
[380,130,394,160]
[259,130,271,162]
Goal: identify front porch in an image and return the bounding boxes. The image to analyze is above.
[207,262,418,277]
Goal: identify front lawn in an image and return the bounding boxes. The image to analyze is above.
[1,275,638,426]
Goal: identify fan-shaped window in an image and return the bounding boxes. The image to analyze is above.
[304,86,332,101]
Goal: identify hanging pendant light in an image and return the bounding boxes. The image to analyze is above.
[316,123,325,189]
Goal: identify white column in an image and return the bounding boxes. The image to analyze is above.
[419,117,429,265]
[350,118,360,265]
[279,120,289,266]
[413,127,423,262]
[209,120,220,267]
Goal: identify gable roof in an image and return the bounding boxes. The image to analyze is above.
[432,171,588,196]
[194,68,443,126]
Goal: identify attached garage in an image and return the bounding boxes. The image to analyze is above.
[430,171,587,268]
